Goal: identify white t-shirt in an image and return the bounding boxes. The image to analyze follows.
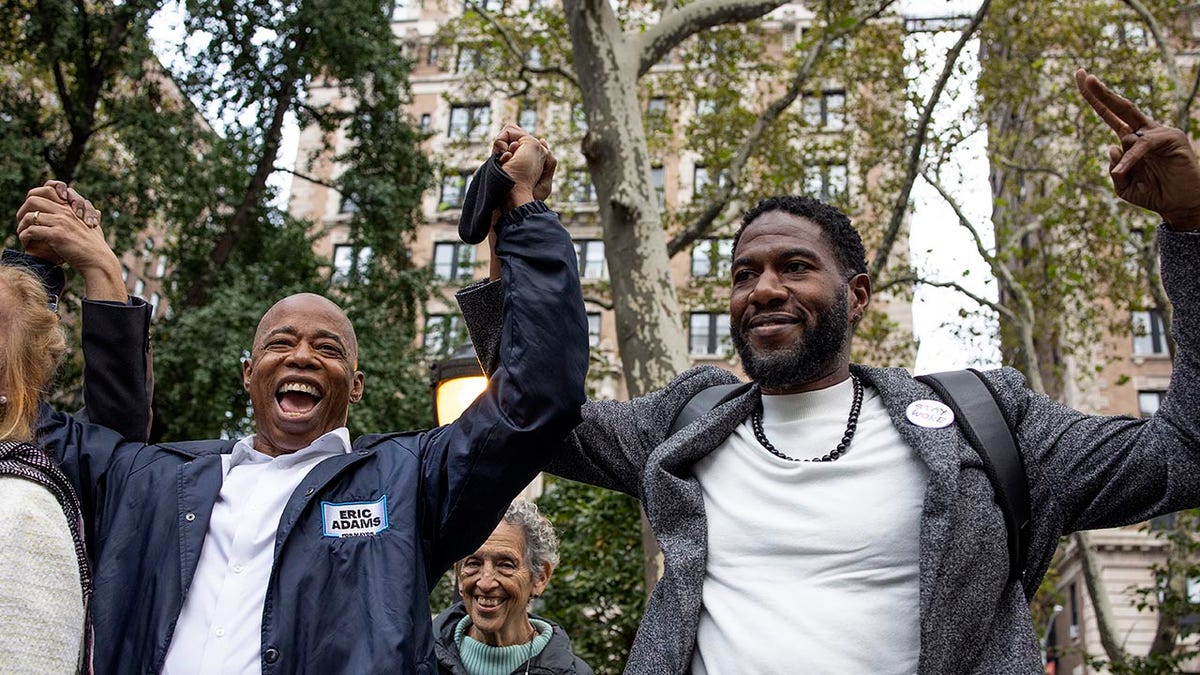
[690,378,927,674]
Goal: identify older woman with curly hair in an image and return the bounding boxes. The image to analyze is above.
[0,182,136,674]
[434,499,592,675]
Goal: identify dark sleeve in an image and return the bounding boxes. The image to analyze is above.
[422,201,589,575]
[456,257,742,497]
[75,297,154,441]
[1001,226,1200,537]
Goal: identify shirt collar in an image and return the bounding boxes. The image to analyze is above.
[229,427,352,469]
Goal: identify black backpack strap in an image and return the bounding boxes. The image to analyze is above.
[668,382,754,437]
[916,369,1030,582]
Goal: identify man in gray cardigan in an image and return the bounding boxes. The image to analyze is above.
[466,70,1200,672]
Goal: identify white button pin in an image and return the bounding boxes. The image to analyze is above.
[906,400,955,429]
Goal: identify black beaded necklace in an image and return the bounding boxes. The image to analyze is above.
[751,375,863,462]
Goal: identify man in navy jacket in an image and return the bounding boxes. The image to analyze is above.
[29,127,588,674]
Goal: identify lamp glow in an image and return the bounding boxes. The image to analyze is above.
[430,342,488,426]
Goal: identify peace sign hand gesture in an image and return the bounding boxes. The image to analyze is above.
[1076,68,1200,231]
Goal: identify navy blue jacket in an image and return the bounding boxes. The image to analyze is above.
[35,202,589,674]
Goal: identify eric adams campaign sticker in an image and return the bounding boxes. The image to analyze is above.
[321,496,389,538]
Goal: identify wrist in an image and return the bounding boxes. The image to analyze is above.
[77,255,127,302]
[504,188,536,212]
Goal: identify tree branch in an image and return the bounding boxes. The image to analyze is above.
[870,0,992,280]
[1119,0,1187,129]
[1074,531,1130,667]
[883,274,1013,320]
[276,166,339,191]
[666,0,897,255]
[465,0,580,88]
[635,0,789,77]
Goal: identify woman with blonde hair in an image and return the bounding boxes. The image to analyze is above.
[0,181,134,674]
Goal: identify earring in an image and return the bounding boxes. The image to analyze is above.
[0,395,7,405]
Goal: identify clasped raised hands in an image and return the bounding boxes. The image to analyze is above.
[1077,68,1200,230]
[492,124,556,210]
[16,181,108,267]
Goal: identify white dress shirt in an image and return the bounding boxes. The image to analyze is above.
[162,428,352,675]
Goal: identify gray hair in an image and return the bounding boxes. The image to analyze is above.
[504,499,559,582]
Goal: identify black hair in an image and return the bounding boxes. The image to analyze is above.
[732,195,868,277]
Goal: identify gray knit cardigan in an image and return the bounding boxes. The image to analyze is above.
[459,227,1200,673]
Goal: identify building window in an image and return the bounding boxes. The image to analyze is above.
[651,165,665,210]
[456,46,483,73]
[1138,390,1166,418]
[155,256,167,278]
[518,102,538,133]
[1132,309,1168,356]
[121,264,129,282]
[448,104,491,141]
[391,0,417,20]
[433,241,476,281]
[133,279,145,297]
[802,90,847,130]
[567,169,596,203]
[424,314,467,357]
[803,162,848,203]
[150,293,161,318]
[587,312,601,348]
[339,195,358,215]
[693,165,727,199]
[333,244,372,283]
[440,170,473,208]
[690,312,730,356]
[1139,391,1166,417]
[574,239,607,279]
[1103,21,1149,47]
[691,238,734,278]
[419,113,432,132]
[427,45,441,66]
[647,97,668,133]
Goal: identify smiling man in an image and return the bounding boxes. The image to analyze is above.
[30,126,589,674]
[464,71,1200,672]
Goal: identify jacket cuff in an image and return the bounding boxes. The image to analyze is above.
[497,201,550,231]
[455,279,503,378]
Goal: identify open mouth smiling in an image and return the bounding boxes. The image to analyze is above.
[473,596,506,612]
[275,381,324,417]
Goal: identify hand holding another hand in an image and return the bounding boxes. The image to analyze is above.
[492,125,556,209]
[15,181,126,301]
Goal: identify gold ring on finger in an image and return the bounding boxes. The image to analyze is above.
[32,211,40,226]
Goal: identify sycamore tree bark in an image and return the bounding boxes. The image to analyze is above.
[560,0,789,394]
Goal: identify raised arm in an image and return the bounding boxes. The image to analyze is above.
[421,126,589,574]
[18,183,153,474]
[1009,71,1200,536]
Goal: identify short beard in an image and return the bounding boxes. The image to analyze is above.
[731,289,850,391]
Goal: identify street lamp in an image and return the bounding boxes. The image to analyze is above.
[430,342,488,426]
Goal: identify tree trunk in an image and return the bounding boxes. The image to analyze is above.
[563,0,691,397]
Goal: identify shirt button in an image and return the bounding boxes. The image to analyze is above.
[304,487,315,496]
[263,647,280,664]
[184,512,196,522]
[215,627,226,637]
[233,564,244,574]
